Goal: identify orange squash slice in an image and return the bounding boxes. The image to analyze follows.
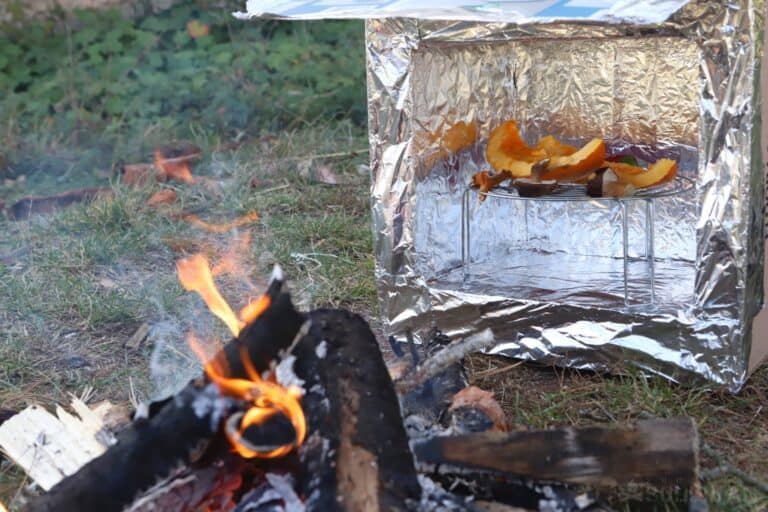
[612,159,677,188]
[534,135,578,157]
[486,121,547,177]
[441,121,478,153]
[604,161,644,175]
[540,138,606,182]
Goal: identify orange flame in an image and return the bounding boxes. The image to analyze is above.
[179,255,306,459]
[177,254,243,337]
[155,149,196,183]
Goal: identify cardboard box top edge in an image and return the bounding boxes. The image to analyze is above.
[234,0,689,25]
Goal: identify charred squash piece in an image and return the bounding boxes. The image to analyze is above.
[613,159,678,188]
[486,121,548,177]
[534,135,578,157]
[540,138,606,182]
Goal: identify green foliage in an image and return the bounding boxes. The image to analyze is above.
[0,1,366,145]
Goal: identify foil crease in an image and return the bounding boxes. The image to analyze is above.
[367,0,766,392]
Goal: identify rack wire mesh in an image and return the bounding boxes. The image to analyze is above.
[461,176,695,306]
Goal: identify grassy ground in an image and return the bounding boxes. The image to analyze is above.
[1,128,766,509]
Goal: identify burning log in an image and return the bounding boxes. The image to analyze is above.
[24,276,421,511]
[24,277,304,512]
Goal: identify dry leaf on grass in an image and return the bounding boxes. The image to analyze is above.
[449,385,507,432]
[146,189,177,207]
[315,164,340,184]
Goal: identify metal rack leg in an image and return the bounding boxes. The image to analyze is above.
[462,189,471,279]
[524,200,529,242]
[645,199,656,304]
[621,201,629,306]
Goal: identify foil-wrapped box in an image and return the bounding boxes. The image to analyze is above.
[237,0,767,391]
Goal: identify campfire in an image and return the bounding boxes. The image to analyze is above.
[1,254,702,511]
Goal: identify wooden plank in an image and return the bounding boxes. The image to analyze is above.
[413,418,698,487]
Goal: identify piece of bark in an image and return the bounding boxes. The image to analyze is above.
[7,188,113,220]
[414,418,699,487]
[292,309,422,511]
[24,280,304,512]
[125,323,151,350]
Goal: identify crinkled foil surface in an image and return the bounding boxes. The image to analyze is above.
[367,0,766,392]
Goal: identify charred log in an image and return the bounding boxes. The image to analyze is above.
[24,285,305,512]
[293,309,422,511]
[414,418,699,487]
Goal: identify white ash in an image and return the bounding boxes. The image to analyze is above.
[265,473,305,512]
[315,340,328,359]
[189,383,234,433]
[274,355,305,391]
[269,263,284,284]
[133,402,149,421]
[415,474,475,511]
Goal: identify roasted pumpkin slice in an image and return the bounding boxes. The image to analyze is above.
[613,159,677,188]
[604,161,644,175]
[534,135,578,157]
[486,121,547,177]
[540,138,606,182]
[441,121,478,153]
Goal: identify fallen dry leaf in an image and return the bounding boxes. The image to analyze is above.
[146,189,177,207]
[122,163,161,186]
[187,20,210,39]
[315,164,340,184]
[449,385,507,432]
[98,277,118,290]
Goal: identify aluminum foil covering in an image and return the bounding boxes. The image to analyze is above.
[236,0,766,390]
[366,1,766,392]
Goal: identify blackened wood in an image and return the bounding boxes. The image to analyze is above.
[293,309,421,511]
[414,418,699,486]
[25,289,305,512]
[7,187,113,220]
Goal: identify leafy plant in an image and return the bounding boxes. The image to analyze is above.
[0,1,366,158]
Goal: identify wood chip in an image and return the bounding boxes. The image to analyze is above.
[126,323,151,350]
[0,404,106,490]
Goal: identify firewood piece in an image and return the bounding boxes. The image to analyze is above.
[24,288,305,512]
[293,309,422,511]
[414,418,699,487]
[7,188,113,220]
[394,328,494,395]
[23,383,242,512]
